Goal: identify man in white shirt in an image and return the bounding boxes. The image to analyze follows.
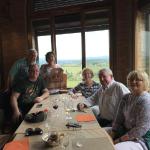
[78,68,130,127]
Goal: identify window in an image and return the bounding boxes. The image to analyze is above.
[85,30,109,81]
[56,33,82,87]
[34,9,110,88]
[143,13,150,75]
[37,30,109,88]
[138,10,150,75]
[37,35,51,66]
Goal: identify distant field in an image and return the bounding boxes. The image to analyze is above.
[62,65,82,87]
[39,57,109,88]
[60,59,109,87]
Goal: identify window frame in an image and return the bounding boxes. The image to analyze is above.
[32,8,111,68]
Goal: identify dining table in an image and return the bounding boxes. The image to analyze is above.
[12,93,115,150]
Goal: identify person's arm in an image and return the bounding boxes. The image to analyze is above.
[68,88,74,95]
[10,91,22,122]
[7,68,18,90]
[40,65,47,79]
[6,75,12,90]
[85,88,101,106]
[7,58,25,89]
[111,96,126,142]
[77,89,101,110]
[34,88,49,103]
[69,83,81,98]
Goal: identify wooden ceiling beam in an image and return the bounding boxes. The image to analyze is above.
[31,1,112,19]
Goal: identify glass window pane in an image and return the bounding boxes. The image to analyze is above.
[85,30,109,81]
[143,14,150,75]
[37,35,51,66]
[139,12,150,75]
[56,33,82,88]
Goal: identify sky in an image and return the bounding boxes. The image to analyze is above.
[38,30,109,61]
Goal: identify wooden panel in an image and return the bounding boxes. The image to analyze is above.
[32,0,112,12]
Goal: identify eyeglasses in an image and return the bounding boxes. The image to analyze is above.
[25,128,43,136]
[128,79,143,82]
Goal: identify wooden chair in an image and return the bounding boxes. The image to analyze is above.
[47,68,67,90]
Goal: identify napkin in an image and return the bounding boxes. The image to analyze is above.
[76,114,96,122]
[3,138,29,150]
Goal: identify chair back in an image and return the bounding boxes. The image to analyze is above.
[47,68,67,90]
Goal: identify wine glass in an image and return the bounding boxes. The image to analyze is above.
[64,100,72,120]
[53,99,59,109]
[45,122,50,133]
[52,99,59,118]
[53,104,58,110]
[62,134,69,149]
[75,128,83,148]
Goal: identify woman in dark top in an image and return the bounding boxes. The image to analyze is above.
[69,68,100,98]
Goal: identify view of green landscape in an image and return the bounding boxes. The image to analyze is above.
[39,57,109,88]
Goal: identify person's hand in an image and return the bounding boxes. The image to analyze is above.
[71,93,78,99]
[77,103,86,111]
[34,97,43,103]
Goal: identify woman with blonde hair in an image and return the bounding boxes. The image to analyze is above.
[110,70,150,150]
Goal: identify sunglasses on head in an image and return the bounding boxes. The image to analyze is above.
[25,128,43,136]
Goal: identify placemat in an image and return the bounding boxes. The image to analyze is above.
[3,138,29,150]
[76,114,96,122]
